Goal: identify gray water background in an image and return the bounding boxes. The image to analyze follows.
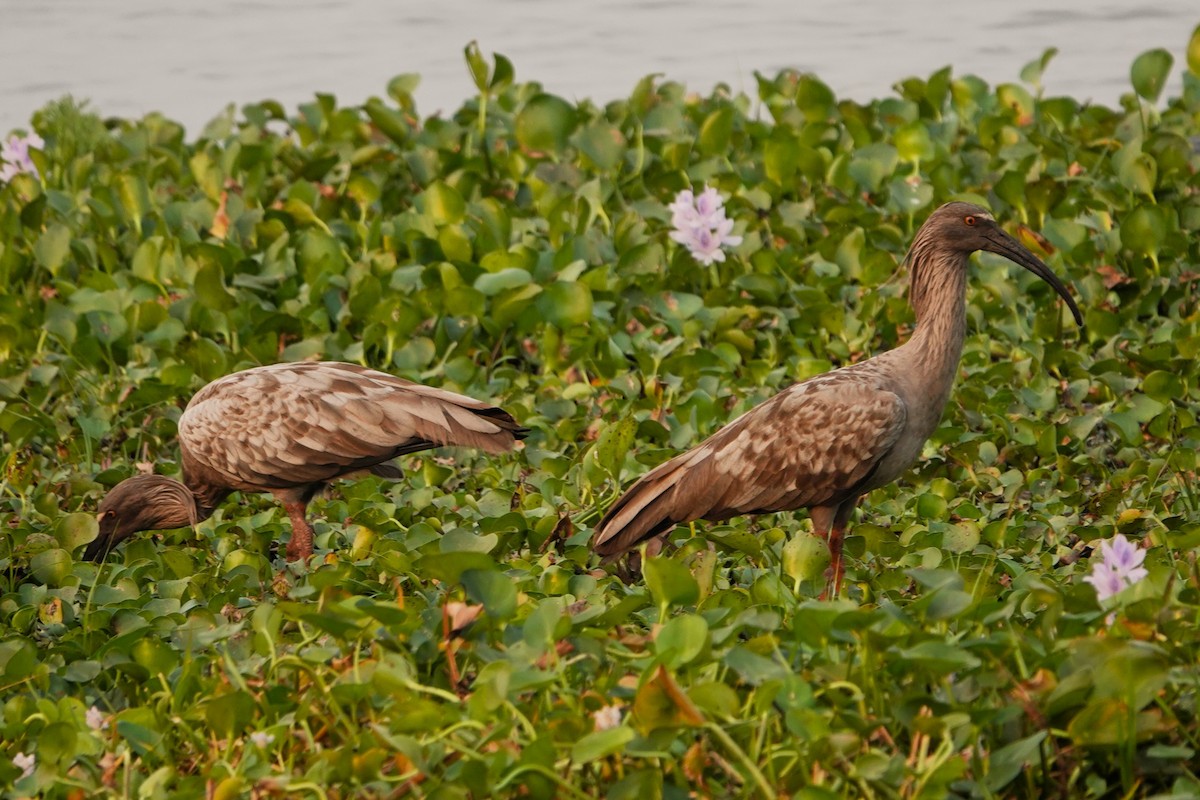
[1,1,1198,136]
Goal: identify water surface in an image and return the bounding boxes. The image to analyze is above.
[1,1,1196,134]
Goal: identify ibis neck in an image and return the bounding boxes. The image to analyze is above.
[180,450,231,520]
[899,250,969,412]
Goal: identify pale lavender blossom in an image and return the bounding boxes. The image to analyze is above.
[668,186,743,266]
[592,703,623,731]
[249,731,275,748]
[12,751,35,780]
[0,133,44,182]
[1083,534,1148,602]
[86,706,109,731]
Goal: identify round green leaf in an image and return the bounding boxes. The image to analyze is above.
[536,281,593,328]
[1143,370,1183,401]
[1188,23,1200,76]
[1120,206,1167,255]
[644,556,700,610]
[131,637,179,676]
[55,512,98,552]
[515,94,577,154]
[417,181,466,224]
[1131,48,1174,102]
[655,613,708,668]
[781,531,829,582]
[205,691,255,738]
[462,569,517,620]
[30,548,72,586]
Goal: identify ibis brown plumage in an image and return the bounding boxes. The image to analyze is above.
[86,361,527,562]
[592,202,1083,596]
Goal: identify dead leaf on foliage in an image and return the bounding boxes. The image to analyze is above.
[444,601,483,634]
[1096,264,1132,289]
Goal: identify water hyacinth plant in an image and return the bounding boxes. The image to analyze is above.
[2,31,1200,798]
[668,186,742,264]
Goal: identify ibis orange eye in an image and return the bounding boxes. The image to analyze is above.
[964,215,976,226]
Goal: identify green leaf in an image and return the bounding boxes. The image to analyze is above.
[985,732,1048,791]
[30,549,72,586]
[895,122,934,163]
[535,281,593,328]
[594,416,637,479]
[205,691,255,738]
[37,722,78,765]
[386,74,421,108]
[461,569,518,620]
[892,641,981,673]
[417,551,497,584]
[576,122,624,171]
[1119,206,1167,255]
[194,261,236,310]
[644,557,700,609]
[474,267,531,296]
[571,726,633,763]
[941,522,980,554]
[490,53,515,90]
[1019,48,1059,90]
[364,98,410,144]
[698,106,734,156]
[654,613,708,668]
[34,223,71,274]
[417,181,466,224]
[463,41,489,92]
[781,531,829,582]
[1189,24,1200,76]
[722,647,791,685]
[515,94,577,154]
[1143,370,1183,400]
[1130,48,1174,102]
[55,512,98,551]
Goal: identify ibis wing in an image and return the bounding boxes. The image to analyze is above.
[178,361,524,490]
[592,377,908,556]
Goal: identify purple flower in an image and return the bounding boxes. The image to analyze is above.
[1082,534,1148,602]
[0,132,44,182]
[668,186,743,266]
[86,706,109,732]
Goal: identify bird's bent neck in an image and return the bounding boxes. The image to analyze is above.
[180,449,232,519]
[898,245,970,410]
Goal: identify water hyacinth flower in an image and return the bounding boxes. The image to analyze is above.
[0,132,44,182]
[668,186,742,265]
[1083,533,1148,602]
[592,703,623,731]
[86,706,109,732]
[249,731,276,748]
[13,751,35,779]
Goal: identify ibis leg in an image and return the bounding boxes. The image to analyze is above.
[284,501,316,561]
[813,500,859,600]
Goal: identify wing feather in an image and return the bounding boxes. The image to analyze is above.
[592,374,908,557]
[178,361,525,491]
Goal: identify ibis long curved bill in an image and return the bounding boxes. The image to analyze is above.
[981,227,1084,327]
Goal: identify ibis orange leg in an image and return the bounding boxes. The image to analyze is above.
[284,501,316,561]
[813,500,858,600]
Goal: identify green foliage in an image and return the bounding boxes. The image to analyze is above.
[3,37,1200,798]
